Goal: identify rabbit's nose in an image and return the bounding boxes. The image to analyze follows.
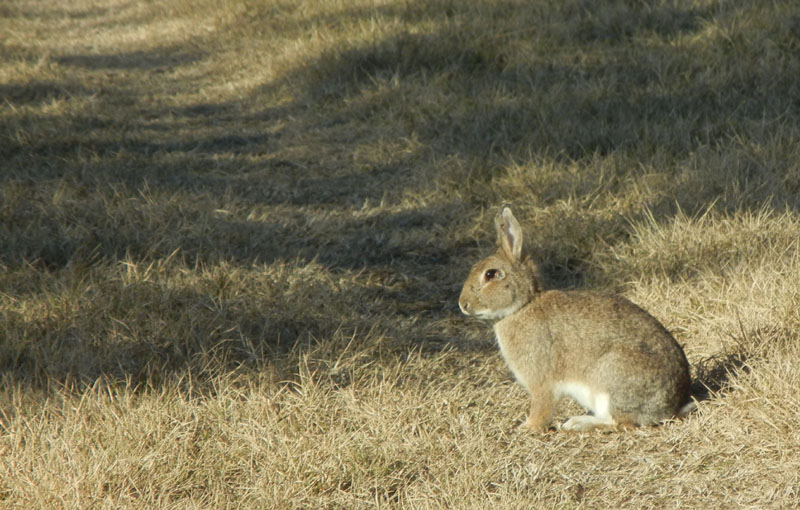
[459,299,471,315]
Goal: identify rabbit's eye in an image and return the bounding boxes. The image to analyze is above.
[484,269,502,281]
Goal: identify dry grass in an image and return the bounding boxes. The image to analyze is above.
[2,0,800,507]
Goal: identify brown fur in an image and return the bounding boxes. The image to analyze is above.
[459,208,692,432]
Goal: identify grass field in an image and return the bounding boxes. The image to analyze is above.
[2,0,800,507]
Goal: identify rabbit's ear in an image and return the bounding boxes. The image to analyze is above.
[495,207,523,262]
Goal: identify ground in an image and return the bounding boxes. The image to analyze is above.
[1,0,800,508]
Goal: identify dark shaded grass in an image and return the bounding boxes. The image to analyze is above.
[261,0,799,159]
[2,0,800,391]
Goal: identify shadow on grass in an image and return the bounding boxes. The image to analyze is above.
[0,81,97,106]
[2,0,799,388]
[687,322,793,405]
[0,280,343,387]
[689,352,750,404]
[0,198,468,388]
[261,0,796,159]
[54,48,205,71]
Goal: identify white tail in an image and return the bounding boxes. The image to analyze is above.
[677,400,698,418]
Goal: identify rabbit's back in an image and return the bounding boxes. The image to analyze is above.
[538,291,684,359]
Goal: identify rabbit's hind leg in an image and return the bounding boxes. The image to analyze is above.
[560,391,616,431]
[560,415,616,431]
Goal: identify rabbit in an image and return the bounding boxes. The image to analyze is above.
[458,207,694,432]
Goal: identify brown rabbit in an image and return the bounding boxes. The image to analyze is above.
[458,207,693,432]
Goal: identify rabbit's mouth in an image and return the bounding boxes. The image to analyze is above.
[460,300,521,321]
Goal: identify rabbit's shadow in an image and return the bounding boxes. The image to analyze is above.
[688,351,750,404]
